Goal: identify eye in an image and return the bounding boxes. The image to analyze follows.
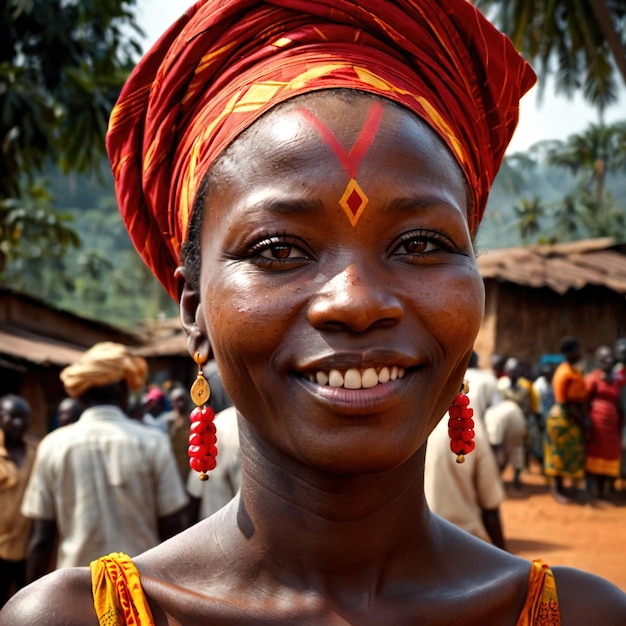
[394,230,454,257]
[247,235,313,269]
[258,242,304,260]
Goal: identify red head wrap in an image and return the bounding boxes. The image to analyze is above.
[107,0,536,300]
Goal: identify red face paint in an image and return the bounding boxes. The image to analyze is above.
[298,102,383,226]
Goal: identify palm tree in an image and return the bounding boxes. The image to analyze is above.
[512,196,547,241]
[546,120,626,205]
[474,0,626,113]
[544,120,626,240]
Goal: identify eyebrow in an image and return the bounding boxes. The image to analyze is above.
[243,197,325,217]
[238,193,464,220]
[382,195,464,215]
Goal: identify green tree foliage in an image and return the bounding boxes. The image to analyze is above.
[475,0,626,111]
[0,0,143,273]
[482,119,626,246]
[3,164,178,327]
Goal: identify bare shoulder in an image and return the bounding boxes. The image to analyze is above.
[554,566,626,625]
[0,567,96,626]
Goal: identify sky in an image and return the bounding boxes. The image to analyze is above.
[134,0,626,154]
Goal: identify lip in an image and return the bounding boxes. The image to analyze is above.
[293,372,409,416]
[296,348,419,373]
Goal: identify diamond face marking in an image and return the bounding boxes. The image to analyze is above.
[340,178,369,227]
[298,102,383,227]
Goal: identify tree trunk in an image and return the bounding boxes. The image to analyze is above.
[588,0,626,87]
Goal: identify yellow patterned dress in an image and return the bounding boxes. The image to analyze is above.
[544,362,589,480]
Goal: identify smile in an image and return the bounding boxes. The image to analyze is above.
[307,366,406,390]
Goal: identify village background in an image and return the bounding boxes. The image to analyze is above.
[1,0,625,591]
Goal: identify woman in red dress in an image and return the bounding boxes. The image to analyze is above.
[585,345,623,500]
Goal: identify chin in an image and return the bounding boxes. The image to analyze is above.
[299,439,419,477]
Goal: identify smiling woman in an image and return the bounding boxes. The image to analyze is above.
[2,0,626,625]
[180,91,484,476]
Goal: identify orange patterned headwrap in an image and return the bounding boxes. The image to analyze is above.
[107,0,536,300]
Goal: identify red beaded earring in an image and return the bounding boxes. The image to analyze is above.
[188,352,218,481]
[448,380,475,464]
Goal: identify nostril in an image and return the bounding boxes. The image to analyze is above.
[307,289,403,332]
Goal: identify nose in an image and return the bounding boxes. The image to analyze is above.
[307,263,404,332]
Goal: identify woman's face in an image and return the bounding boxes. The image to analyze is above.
[595,346,614,373]
[192,93,484,474]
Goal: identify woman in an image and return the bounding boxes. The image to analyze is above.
[544,337,590,504]
[2,0,626,623]
[585,346,623,500]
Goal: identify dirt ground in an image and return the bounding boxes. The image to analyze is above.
[500,463,626,592]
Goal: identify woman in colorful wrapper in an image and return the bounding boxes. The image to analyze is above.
[2,0,625,624]
[585,345,623,501]
[544,337,590,505]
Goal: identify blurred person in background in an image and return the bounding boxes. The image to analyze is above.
[159,385,193,482]
[141,386,168,432]
[585,346,622,501]
[20,342,188,582]
[483,399,527,491]
[425,399,507,550]
[544,337,589,504]
[614,338,626,492]
[463,351,501,422]
[499,357,542,470]
[55,397,82,428]
[532,362,556,447]
[0,396,38,605]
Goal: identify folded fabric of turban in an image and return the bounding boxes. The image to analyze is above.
[60,342,148,400]
[107,0,536,300]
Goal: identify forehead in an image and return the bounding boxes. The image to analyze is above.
[1,399,27,415]
[208,91,468,204]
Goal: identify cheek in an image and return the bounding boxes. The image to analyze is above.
[417,262,484,359]
[443,265,485,337]
[200,270,300,382]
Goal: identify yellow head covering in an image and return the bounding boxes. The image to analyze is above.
[60,342,148,399]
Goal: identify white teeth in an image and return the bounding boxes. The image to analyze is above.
[362,367,379,388]
[315,371,329,386]
[328,369,344,388]
[344,368,361,389]
[378,366,390,384]
[311,366,406,390]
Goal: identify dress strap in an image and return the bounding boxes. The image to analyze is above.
[90,552,155,625]
[516,559,561,625]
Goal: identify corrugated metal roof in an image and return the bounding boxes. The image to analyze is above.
[477,238,626,295]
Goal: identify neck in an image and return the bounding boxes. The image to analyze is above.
[228,418,436,598]
[5,435,25,451]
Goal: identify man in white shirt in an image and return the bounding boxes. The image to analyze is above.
[21,342,189,581]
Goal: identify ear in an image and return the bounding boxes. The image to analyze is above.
[175,266,211,362]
